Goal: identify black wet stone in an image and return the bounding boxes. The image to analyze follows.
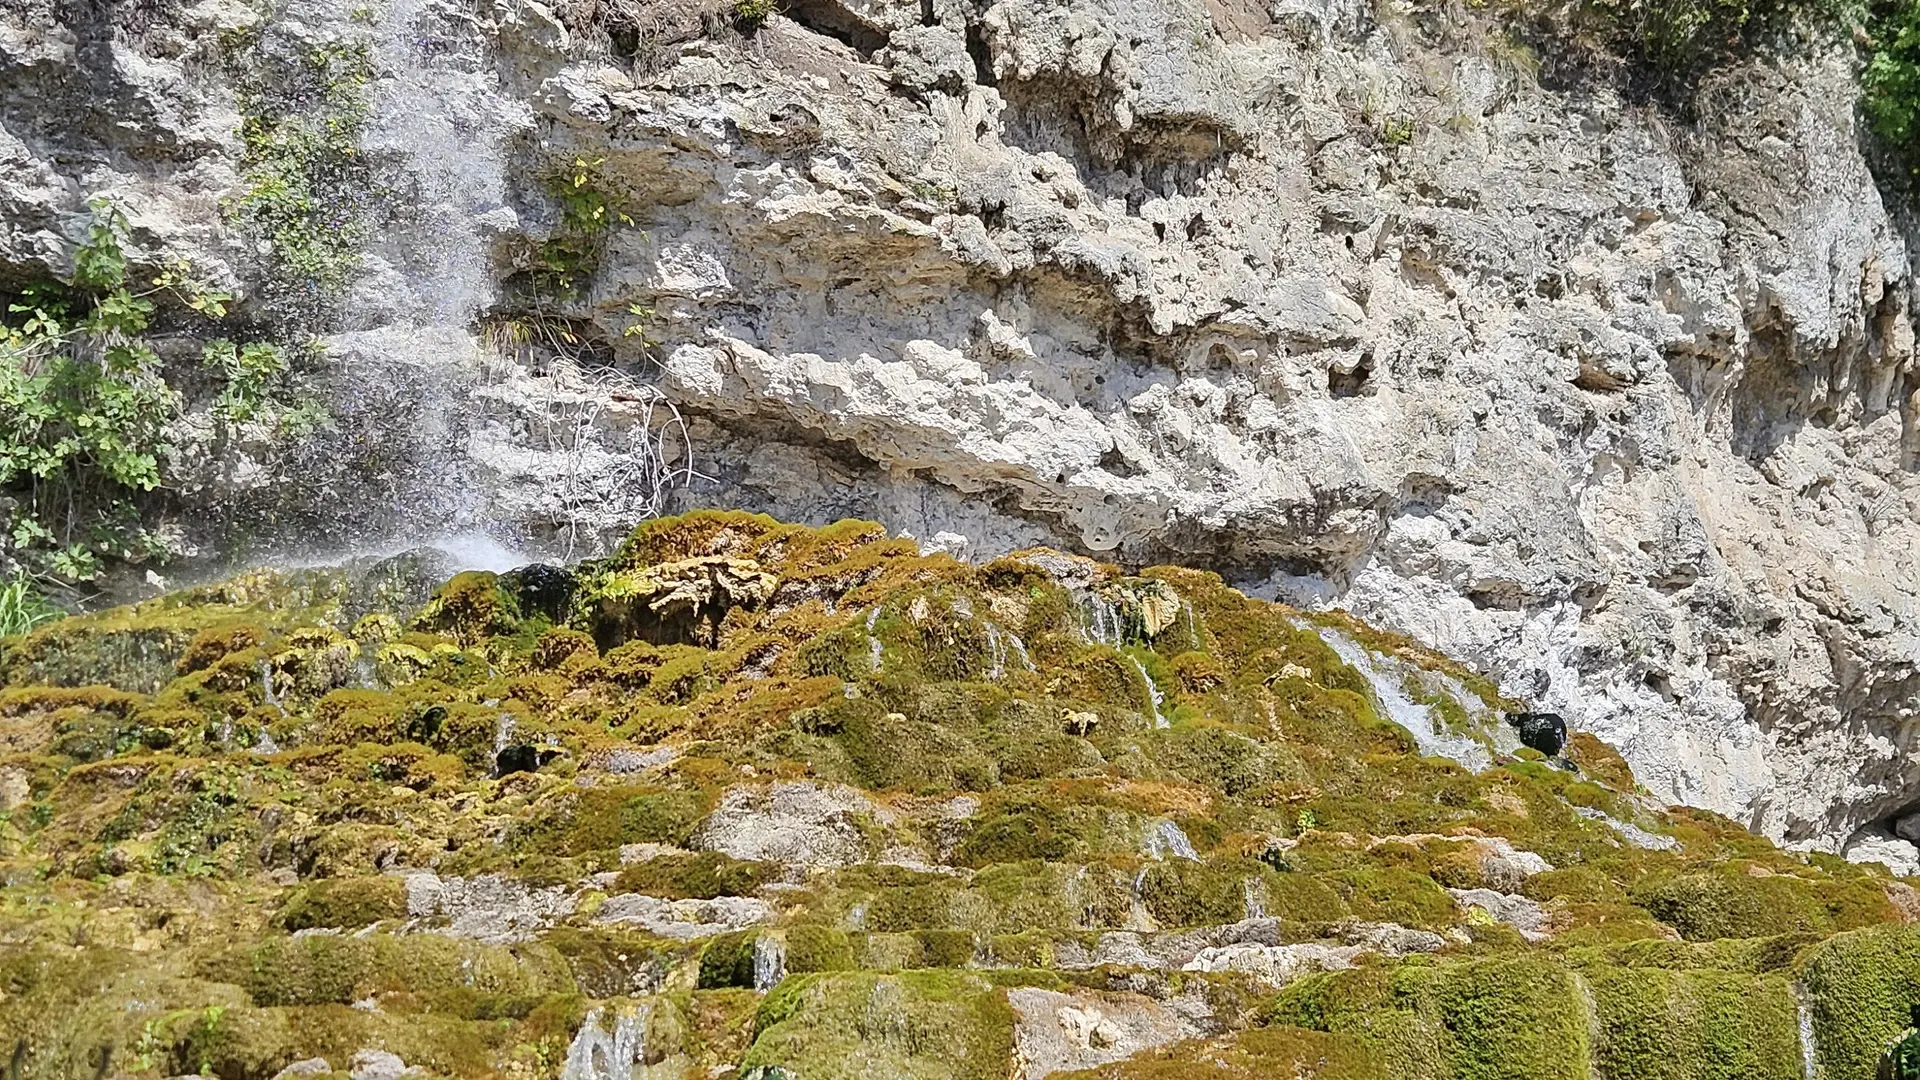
[1507,711,1567,757]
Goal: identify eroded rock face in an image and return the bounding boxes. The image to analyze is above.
[690,781,892,867]
[3,0,1918,853]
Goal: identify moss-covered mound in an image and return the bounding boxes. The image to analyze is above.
[0,512,1914,1079]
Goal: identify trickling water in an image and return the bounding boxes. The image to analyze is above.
[560,1002,651,1080]
[1571,806,1681,851]
[1084,594,1120,646]
[752,932,787,991]
[490,713,516,778]
[1126,655,1169,729]
[1794,984,1819,1080]
[273,0,524,548]
[985,623,1033,679]
[1129,867,1156,930]
[1007,630,1035,672]
[1319,628,1492,770]
[1242,877,1266,920]
[866,608,884,672]
[1144,819,1199,861]
[358,0,522,327]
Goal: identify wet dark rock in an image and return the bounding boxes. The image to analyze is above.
[1507,712,1567,757]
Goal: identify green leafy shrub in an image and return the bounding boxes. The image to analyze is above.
[734,0,780,27]
[1,198,319,583]
[529,155,634,300]
[1865,0,1920,176]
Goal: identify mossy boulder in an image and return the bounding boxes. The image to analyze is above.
[742,971,1015,1080]
[1273,957,1590,1080]
[1799,924,1920,1080]
[1054,1026,1387,1079]
[277,874,409,930]
[1584,964,1801,1079]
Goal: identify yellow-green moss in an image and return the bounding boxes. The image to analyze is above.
[1052,1026,1387,1080]
[1273,957,1589,1080]
[1798,924,1920,1080]
[1630,865,1893,941]
[742,971,1015,1080]
[203,932,574,1014]
[277,874,408,930]
[1584,964,1801,1079]
[614,851,776,899]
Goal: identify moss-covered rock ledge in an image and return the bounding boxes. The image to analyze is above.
[1,513,1917,1078]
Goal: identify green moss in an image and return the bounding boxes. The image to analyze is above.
[913,928,979,967]
[277,874,408,930]
[952,796,1086,868]
[204,932,574,1015]
[1273,957,1589,1080]
[615,851,776,899]
[1584,964,1801,1080]
[990,931,1055,968]
[1630,866,1874,941]
[410,571,524,646]
[1799,924,1920,1080]
[515,784,710,854]
[1415,957,1589,1080]
[7,511,1920,1079]
[787,925,857,973]
[742,971,1015,1080]
[1052,1026,1387,1079]
[1568,934,1814,974]
[1320,867,1458,929]
[1137,858,1265,928]
[1149,723,1294,796]
[807,700,999,793]
[867,881,961,931]
[700,929,764,989]
[969,860,1105,933]
[543,927,683,998]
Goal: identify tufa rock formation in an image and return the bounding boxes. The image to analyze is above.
[0,512,1914,1077]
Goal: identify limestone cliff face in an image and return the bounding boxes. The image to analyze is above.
[3,0,1918,854]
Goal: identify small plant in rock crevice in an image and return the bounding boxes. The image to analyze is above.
[528,155,637,303]
[733,0,780,28]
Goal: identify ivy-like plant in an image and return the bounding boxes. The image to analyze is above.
[228,39,378,327]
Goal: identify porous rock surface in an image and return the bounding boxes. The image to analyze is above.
[3,0,1918,861]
